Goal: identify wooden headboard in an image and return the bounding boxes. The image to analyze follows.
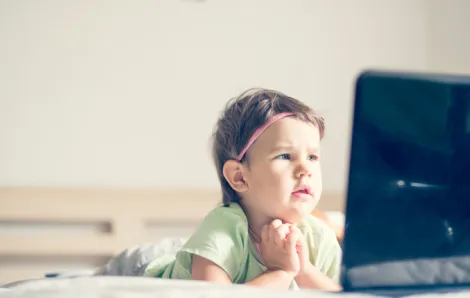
[0,187,344,285]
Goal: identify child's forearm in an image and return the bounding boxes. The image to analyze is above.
[245,269,296,290]
[295,265,342,291]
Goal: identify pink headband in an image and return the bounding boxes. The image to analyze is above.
[236,112,294,161]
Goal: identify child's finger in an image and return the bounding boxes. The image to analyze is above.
[274,225,288,246]
[277,224,290,240]
[268,224,276,242]
[289,226,306,253]
[271,219,282,229]
[286,227,300,253]
[269,219,282,242]
[290,225,303,242]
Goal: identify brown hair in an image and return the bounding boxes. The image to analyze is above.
[211,88,325,206]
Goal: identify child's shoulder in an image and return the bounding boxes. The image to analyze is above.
[209,202,247,216]
[206,202,248,221]
[197,202,249,233]
[181,202,249,255]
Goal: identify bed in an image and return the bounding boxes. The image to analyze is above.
[0,187,226,284]
[2,187,468,297]
[0,187,348,295]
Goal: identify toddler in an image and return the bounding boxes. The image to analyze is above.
[144,88,342,291]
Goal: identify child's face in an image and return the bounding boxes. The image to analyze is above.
[241,117,322,224]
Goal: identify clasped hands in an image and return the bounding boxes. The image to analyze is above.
[258,219,314,278]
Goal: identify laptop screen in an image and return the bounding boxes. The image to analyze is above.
[341,70,470,291]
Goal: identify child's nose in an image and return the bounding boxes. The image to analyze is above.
[296,163,312,178]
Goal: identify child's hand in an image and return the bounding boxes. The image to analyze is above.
[290,225,312,276]
[259,219,300,275]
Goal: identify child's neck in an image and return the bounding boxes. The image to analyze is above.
[247,216,267,244]
[241,205,303,244]
[239,205,268,244]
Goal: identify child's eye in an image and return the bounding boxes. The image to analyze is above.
[276,153,291,160]
[308,155,319,161]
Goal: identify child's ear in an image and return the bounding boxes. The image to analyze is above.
[222,160,248,193]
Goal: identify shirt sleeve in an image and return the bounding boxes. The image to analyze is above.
[180,207,249,281]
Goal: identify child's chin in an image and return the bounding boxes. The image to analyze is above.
[280,207,313,224]
[292,200,317,212]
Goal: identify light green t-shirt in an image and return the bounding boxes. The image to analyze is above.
[144,203,342,289]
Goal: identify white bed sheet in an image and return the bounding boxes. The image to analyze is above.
[2,276,470,298]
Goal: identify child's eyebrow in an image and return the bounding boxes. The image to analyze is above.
[270,145,319,153]
[270,145,294,153]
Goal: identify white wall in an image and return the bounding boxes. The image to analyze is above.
[0,0,431,192]
[426,0,470,74]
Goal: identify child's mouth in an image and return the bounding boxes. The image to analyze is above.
[291,188,312,201]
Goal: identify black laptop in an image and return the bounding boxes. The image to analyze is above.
[340,70,470,296]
